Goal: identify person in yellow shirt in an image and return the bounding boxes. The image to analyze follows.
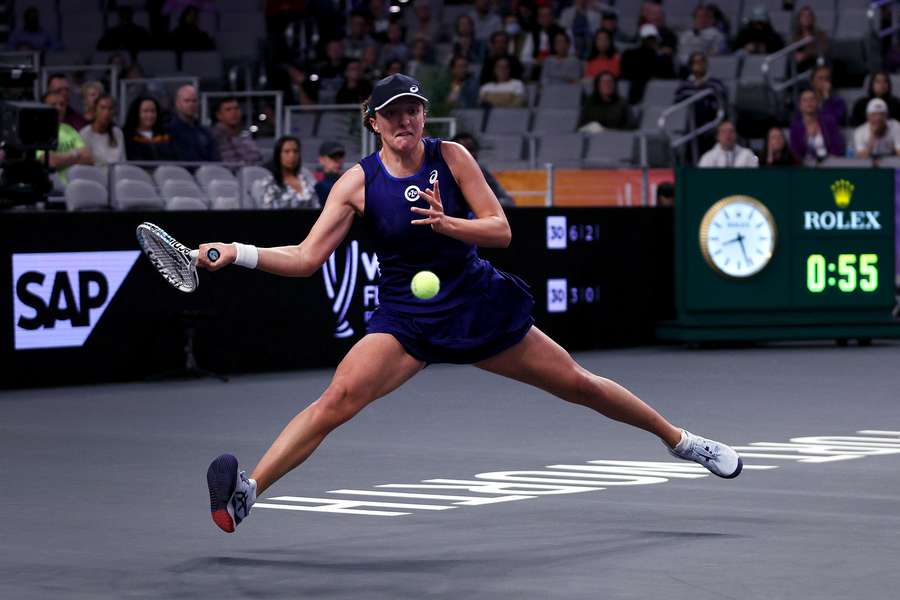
[39,91,93,185]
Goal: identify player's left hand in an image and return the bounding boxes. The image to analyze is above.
[411,180,448,233]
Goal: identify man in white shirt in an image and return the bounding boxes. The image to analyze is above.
[854,98,900,158]
[698,120,759,167]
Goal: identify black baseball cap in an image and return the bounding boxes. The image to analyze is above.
[318,140,345,157]
[369,74,429,112]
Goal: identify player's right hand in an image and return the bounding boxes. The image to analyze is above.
[196,243,235,271]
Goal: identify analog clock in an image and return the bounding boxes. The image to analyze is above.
[699,195,777,278]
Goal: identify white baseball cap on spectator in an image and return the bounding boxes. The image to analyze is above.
[639,24,660,39]
[867,98,888,115]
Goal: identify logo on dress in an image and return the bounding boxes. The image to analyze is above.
[404,185,421,202]
[410,85,419,92]
[429,170,438,184]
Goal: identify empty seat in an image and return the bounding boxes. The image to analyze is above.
[485,108,530,135]
[136,51,179,76]
[835,11,870,40]
[180,51,223,83]
[532,108,580,134]
[707,55,739,81]
[154,165,193,188]
[820,156,873,168]
[208,179,240,205]
[43,51,86,66]
[584,131,638,167]
[740,55,767,83]
[195,164,237,190]
[478,134,524,164]
[537,133,584,167]
[450,108,484,134]
[64,179,108,211]
[68,164,107,188]
[538,83,582,109]
[211,196,241,210]
[167,196,209,210]
[161,179,205,202]
[641,79,682,108]
[114,179,165,210]
[288,112,317,137]
[240,165,272,208]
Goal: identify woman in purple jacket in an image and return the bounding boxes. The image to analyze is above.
[790,88,845,164]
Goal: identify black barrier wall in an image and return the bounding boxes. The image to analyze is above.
[0,209,674,388]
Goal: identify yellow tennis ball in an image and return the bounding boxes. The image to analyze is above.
[411,270,440,300]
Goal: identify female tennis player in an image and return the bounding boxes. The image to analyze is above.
[201,74,742,533]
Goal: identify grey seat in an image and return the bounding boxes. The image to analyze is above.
[450,108,484,134]
[211,195,241,210]
[136,51,179,76]
[288,112,318,137]
[166,196,209,211]
[195,164,237,191]
[68,165,107,188]
[64,179,108,211]
[161,179,206,203]
[740,55,768,84]
[154,165,194,188]
[820,156,873,168]
[584,131,638,167]
[532,108,580,134]
[180,51,223,83]
[114,179,165,210]
[485,108,530,135]
[538,83,582,109]
[707,56,739,81]
[240,165,272,208]
[537,133,584,167]
[478,134,524,164]
[208,179,240,206]
[113,164,153,187]
[835,11,870,39]
[641,79,681,108]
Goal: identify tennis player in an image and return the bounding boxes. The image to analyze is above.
[200,74,742,533]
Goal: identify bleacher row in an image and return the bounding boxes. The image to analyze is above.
[62,163,272,212]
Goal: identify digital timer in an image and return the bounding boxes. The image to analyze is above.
[806,253,878,293]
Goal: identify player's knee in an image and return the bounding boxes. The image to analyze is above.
[311,382,363,430]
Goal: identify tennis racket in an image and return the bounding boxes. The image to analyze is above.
[136,222,219,293]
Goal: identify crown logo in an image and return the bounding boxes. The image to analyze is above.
[831,179,854,208]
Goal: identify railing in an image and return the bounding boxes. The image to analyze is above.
[657,87,725,165]
[762,36,814,108]
[200,90,283,139]
[118,76,199,123]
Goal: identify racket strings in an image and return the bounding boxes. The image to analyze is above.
[138,227,196,291]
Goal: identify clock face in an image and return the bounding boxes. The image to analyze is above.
[699,195,777,278]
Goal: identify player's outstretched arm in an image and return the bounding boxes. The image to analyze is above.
[197,165,365,277]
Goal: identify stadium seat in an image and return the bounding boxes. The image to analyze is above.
[641,80,682,108]
[584,131,638,167]
[478,134,524,164]
[240,165,271,208]
[161,179,206,204]
[485,108,531,135]
[707,55,739,81]
[114,179,165,210]
[211,196,241,210]
[195,164,237,191]
[208,179,240,207]
[835,11,870,39]
[136,51,179,76]
[113,163,154,188]
[180,51,224,86]
[538,83,582,109]
[64,179,108,211]
[68,165,107,188]
[536,133,584,168]
[43,51,86,66]
[450,108,484,134]
[153,165,194,188]
[288,112,317,137]
[166,196,209,211]
[820,156,872,168]
[532,108,580,134]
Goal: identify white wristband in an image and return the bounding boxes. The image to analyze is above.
[232,242,259,269]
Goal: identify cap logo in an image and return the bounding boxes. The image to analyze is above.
[410,85,419,92]
[404,185,421,202]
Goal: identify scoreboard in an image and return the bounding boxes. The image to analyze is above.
[660,168,900,342]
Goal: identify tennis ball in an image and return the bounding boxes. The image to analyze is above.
[411,270,440,300]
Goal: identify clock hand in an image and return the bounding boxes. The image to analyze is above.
[721,235,742,246]
[737,233,750,263]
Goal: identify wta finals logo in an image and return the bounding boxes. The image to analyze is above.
[322,241,381,338]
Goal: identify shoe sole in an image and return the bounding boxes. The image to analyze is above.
[207,453,238,533]
[720,456,743,479]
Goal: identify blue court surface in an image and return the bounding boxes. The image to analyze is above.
[2,343,899,599]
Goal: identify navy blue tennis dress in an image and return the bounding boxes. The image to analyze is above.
[361,137,534,364]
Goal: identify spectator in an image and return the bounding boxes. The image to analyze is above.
[621,24,677,104]
[678,4,726,67]
[520,5,566,72]
[46,75,88,131]
[559,0,601,60]
[733,5,785,54]
[6,6,62,51]
[314,140,345,204]
[382,21,411,65]
[453,15,484,65]
[450,132,514,207]
[481,31,525,85]
[578,71,634,131]
[698,120,759,167]
[706,3,732,38]
[503,14,528,58]
[384,59,405,78]
[317,38,349,81]
[656,181,675,207]
[78,95,126,166]
[638,2,678,57]
[674,52,728,155]
[97,6,153,53]
[211,97,263,165]
[792,5,828,73]
[584,29,621,80]
[252,135,319,209]
[360,45,380,81]
[40,91,92,185]
[599,11,628,45]
[479,56,526,108]
[80,81,105,125]
[811,65,846,126]
[123,95,175,161]
[469,0,502,43]
[169,6,215,51]
[167,84,220,161]
[366,0,391,43]
[407,0,440,43]
[854,98,900,159]
[851,71,900,126]
[434,55,480,113]
[541,32,582,85]
[345,11,377,60]
[760,126,797,166]
[407,39,437,80]
[790,88,845,164]
[335,60,374,105]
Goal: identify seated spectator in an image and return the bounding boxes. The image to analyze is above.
[80,81,104,125]
[698,120,759,167]
[314,141,345,204]
[450,133,514,207]
[169,6,215,51]
[481,31,525,85]
[790,88,845,164]
[621,25,677,104]
[760,126,797,166]
[638,2,678,57]
[674,52,728,155]
[854,98,900,159]
[452,15,484,65]
[792,5,828,73]
[317,38,349,83]
[656,181,675,207]
[360,44,381,81]
[678,4,726,67]
[435,56,480,113]
[365,0,391,43]
[579,71,634,131]
[541,32,582,85]
[559,0,601,59]
[383,59,405,78]
[600,11,629,45]
[733,5,785,54]
[345,11,377,60]
[406,0,440,43]
[811,65,847,126]
[167,84,220,161]
[707,3,732,38]
[47,74,88,131]
[469,0,502,43]
[407,39,438,81]
[79,95,126,166]
[40,91,92,185]
[503,14,528,58]
[382,21,410,65]
[252,135,319,209]
[851,71,900,126]
[6,6,62,51]
[336,60,374,105]
[124,95,175,161]
[520,5,566,76]
[211,97,263,165]
[584,29,621,80]
[97,6,153,53]
[479,56,526,108]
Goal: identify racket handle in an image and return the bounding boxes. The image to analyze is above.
[189,248,220,262]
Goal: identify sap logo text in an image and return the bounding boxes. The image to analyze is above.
[803,211,881,231]
[13,251,139,350]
